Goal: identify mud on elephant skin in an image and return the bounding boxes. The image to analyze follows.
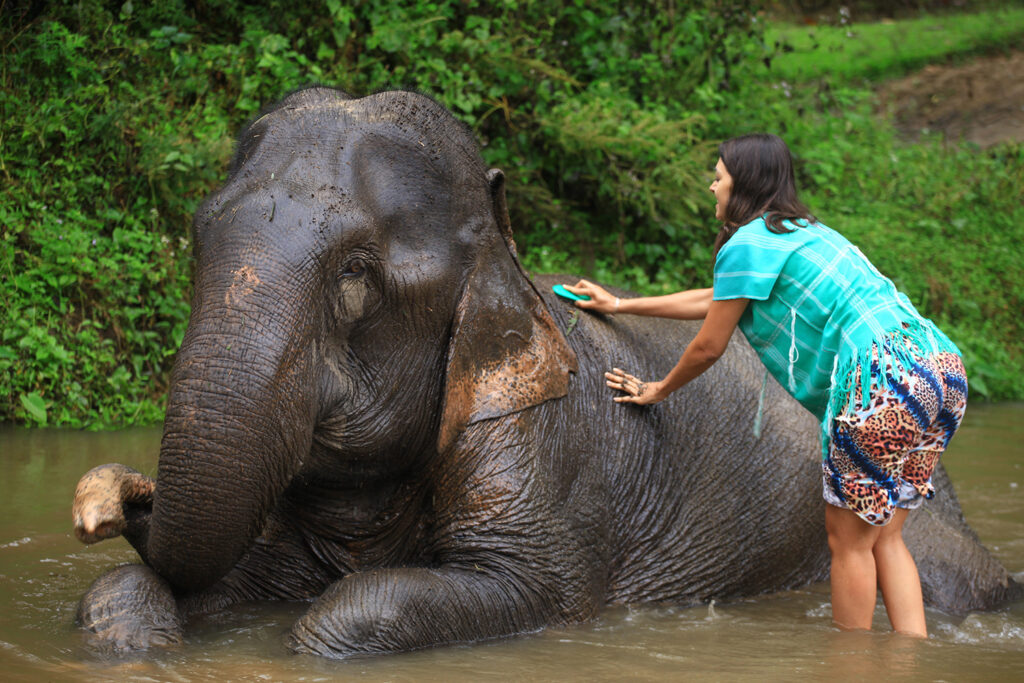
[72,86,1021,658]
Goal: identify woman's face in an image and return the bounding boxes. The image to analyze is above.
[710,158,733,221]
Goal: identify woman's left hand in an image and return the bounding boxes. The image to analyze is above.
[605,368,666,405]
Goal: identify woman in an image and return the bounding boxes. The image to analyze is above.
[565,133,967,638]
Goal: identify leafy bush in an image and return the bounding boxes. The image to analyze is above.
[1,0,763,426]
[2,0,1021,427]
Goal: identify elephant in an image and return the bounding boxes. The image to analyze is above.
[72,86,1021,658]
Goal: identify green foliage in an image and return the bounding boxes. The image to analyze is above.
[762,6,1024,82]
[2,8,207,427]
[2,0,764,426]
[2,0,1022,427]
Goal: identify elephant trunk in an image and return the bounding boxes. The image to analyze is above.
[144,285,316,594]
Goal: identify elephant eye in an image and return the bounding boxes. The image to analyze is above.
[341,258,365,279]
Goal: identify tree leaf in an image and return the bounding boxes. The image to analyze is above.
[20,392,48,425]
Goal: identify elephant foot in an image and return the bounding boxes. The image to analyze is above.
[73,464,154,544]
[285,585,351,659]
[77,564,182,654]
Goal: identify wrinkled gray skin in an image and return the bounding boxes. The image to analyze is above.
[73,87,1020,659]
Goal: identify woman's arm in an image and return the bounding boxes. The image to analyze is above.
[605,297,749,404]
[565,280,713,320]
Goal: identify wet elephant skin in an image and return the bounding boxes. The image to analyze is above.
[72,87,1021,659]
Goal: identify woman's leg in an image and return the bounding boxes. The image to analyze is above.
[873,507,927,637]
[825,503,883,631]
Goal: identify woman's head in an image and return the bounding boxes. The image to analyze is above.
[711,133,814,237]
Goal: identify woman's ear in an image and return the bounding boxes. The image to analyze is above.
[437,169,577,453]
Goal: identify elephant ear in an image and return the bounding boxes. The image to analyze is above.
[438,169,578,453]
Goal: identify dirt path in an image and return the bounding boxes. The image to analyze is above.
[878,50,1024,147]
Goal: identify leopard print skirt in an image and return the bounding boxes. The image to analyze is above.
[822,339,968,526]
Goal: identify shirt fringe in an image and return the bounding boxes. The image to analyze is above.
[819,318,960,461]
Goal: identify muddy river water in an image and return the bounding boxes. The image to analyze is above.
[1,403,1021,681]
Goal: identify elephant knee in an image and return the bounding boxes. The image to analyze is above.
[78,564,182,653]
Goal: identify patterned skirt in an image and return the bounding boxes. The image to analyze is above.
[823,336,968,526]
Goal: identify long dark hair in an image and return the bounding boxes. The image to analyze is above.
[712,133,815,257]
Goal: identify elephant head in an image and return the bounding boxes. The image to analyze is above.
[141,87,576,592]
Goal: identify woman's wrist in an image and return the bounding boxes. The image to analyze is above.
[650,379,669,401]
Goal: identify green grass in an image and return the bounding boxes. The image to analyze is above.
[762,6,1024,82]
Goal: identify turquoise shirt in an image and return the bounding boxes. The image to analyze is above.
[713,217,959,429]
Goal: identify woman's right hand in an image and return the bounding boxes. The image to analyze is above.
[565,280,620,314]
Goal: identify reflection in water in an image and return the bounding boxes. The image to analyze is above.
[0,404,1021,681]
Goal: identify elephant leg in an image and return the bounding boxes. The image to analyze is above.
[78,510,330,653]
[286,566,568,658]
[77,564,182,653]
[905,465,1022,612]
[178,513,333,616]
[285,418,600,658]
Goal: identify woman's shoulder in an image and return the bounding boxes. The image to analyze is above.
[798,221,863,254]
[729,216,818,246]
[736,214,825,232]
[717,219,801,271]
